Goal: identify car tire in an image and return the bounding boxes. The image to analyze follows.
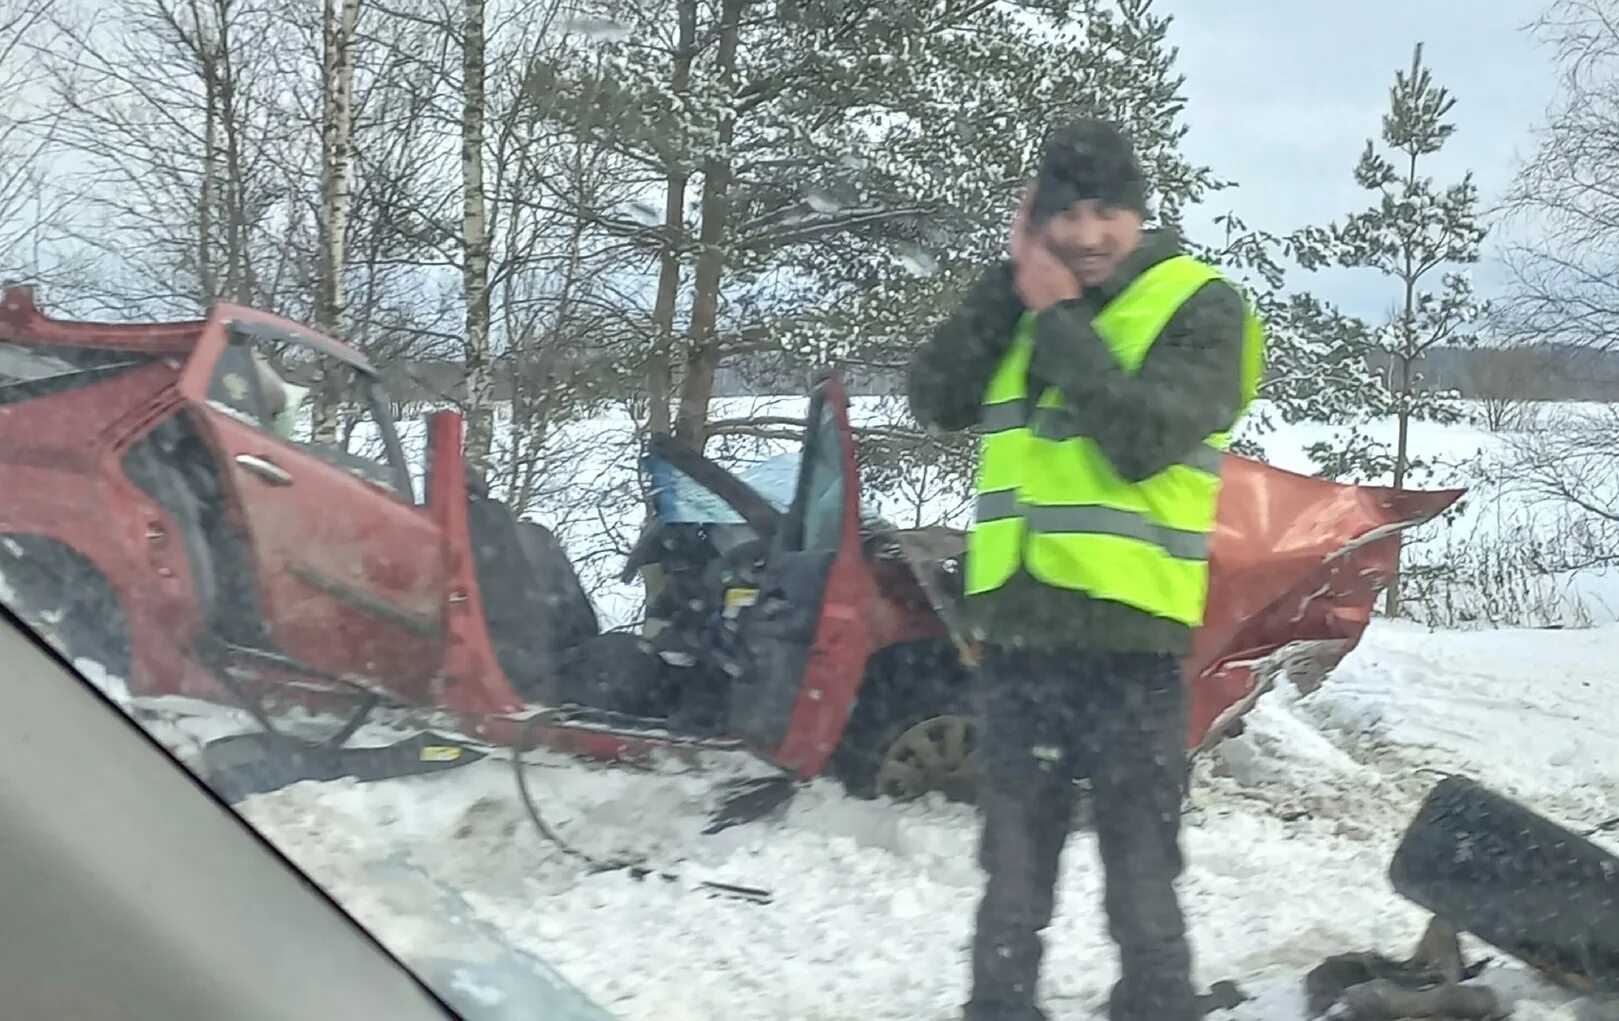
[0,535,133,682]
[1389,775,1619,995]
[829,639,979,803]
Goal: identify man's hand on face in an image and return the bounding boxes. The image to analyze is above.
[1012,231,1082,312]
[1009,187,1082,311]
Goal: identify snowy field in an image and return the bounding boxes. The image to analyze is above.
[221,620,1619,1021]
[232,400,1618,1018]
[19,400,1619,1018]
[472,395,1619,631]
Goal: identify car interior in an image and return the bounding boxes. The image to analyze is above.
[465,445,768,736]
[466,404,956,743]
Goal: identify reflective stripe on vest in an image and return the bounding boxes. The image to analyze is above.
[964,253,1266,627]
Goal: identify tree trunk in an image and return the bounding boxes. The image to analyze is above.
[211,0,252,304]
[672,0,742,446]
[507,165,587,515]
[198,70,218,303]
[316,0,360,340]
[461,0,494,473]
[645,0,696,438]
[510,400,538,511]
[313,0,361,444]
[192,1,221,306]
[1384,401,1411,618]
[1384,255,1418,618]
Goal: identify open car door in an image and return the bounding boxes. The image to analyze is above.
[640,377,878,776]
[177,308,446,694]
[726,376,878,775]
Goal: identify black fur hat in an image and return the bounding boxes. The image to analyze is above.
[1029,117,1149,224]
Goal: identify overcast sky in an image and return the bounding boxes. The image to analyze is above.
[1152,1,1561,319]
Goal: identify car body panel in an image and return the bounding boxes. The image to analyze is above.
[639,385,1464,757]
[1,285,1463,781]
[727,378,877,775]
[173,309,445,689]
[1186,458,1461,747]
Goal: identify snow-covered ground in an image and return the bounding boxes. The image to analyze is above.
[199,397,1619,1017]
[12,394,1617,1017]
[217,620,1619,1021]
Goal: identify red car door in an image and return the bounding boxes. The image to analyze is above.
[179,310,445,696]
[727,375,877,776]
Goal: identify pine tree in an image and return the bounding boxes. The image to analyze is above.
[1294,43,1487,614]
[529,0,1218,451]
[1189,212,1386,459]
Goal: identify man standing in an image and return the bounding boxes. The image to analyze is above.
[907,117,1266,1021]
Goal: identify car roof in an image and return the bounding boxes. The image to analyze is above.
[0,285,378,375]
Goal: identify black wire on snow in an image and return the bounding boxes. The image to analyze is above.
[511,714,620,871]
[509,714,773,905]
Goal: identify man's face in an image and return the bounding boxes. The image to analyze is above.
[1038,199,1145,287]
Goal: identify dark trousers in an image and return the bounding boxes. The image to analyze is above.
[965,646,1196,1021]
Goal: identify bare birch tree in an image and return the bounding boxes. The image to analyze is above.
[458,0,496,470]
[316,0,363,341]
[37,0,314,314]
[1498,0,1619,354]
[0,0,72,282]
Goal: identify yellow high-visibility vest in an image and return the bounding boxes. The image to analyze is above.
[965,254,1266,627]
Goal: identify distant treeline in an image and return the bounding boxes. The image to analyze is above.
[1360,345,1619,402]
[699,343,1619,402]
[378,343,1619,406]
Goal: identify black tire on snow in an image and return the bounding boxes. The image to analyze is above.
[829,639,977,802]
[1389,775,1619,996]
[0,535,133,681]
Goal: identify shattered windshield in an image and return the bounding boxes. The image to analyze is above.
[4,2,1619,1020]
[649,448,799,524]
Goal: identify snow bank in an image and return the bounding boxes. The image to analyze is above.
[235,621,1619,1021]
[1289,621,1619,820]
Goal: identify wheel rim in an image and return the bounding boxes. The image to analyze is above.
[874,713,979,802]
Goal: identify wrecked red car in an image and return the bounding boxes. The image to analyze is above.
[0,286,1461,800]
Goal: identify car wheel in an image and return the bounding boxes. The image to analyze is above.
[871,710,981,803]
[830,640,979,803]
[0,535,132,682]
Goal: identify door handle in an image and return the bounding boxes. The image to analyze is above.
[235,453,293,486]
